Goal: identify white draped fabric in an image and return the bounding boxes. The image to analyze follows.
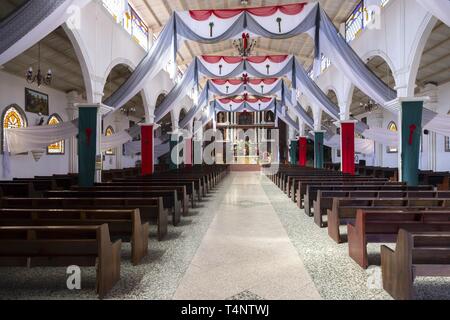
[5,120,78,155]
[324,135,375,155]
[416,0,450,27]
[101,130,133,152]
[422,108,450,137]
[362,127,399,147]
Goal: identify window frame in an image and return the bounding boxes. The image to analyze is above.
[386,121,398,154]
[105,125,115,156]
[2,104,28,154]
[46,113,65,155]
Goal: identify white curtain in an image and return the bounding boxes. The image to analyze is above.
[325,135,375,155]
[101,130,132,152]
[362,127,399,147]
[422,108,450,137]
[416,0,450,27]
[5,120,78,155]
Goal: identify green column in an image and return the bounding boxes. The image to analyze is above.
[289,140,298,165]
[314,131,324,169]
[78,105,98,187]
[400,100,423,186]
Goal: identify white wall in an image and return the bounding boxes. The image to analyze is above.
[0,71,70,178]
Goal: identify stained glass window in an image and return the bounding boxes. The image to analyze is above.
[387,121,398,153]
[2,105,27,153]
[105,126,115,155]
[47,114,64,155]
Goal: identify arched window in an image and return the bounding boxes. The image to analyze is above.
[2,104,27,153]
[105,126,115,155]
[47,114,65,155]
[387,121,398,153]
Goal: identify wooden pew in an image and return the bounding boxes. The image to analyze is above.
[10,179,58,193]
[295,179,394,208]
[98,181,197,209]
[0,182,37,197]
[381,229,450,300]
[74,185,189,216]
[348,209,450,269]
[0,208,149,265]
[45,190,181,226]
[0,197,167,241]
[327,198,450,243]
[0,225,121,298]
[116,177,205,202]
[305,184,433,216]
[314,190,450,227]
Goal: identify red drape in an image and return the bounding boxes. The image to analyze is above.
[248,78,278,85]
[201,55,243,64]
[184,138,193,167]
[298,137,307,167]
[141,125,154,176]
[246,55,288,64]
[341,122,355,175]
[189,3,306,21]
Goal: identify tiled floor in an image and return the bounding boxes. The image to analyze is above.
[173,172,321,300]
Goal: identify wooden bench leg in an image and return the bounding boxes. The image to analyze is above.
[313,201,324,227]
[347,223,368,269]
[132,222,149,266]
[381,244,413,300]
[327,209,342,243]
[97,236,121,299]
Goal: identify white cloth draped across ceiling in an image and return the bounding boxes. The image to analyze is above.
[416,0,450,27]
[324,135,375,155]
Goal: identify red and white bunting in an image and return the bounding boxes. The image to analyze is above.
[216,96,275,111]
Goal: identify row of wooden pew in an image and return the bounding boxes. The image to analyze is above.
[324,162,450,190]
[0,165,229,298]
[267,164,450,300]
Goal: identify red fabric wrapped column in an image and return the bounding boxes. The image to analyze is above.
[185,138,193,167]
[140,124,154,176]
[340,121,356,175]
[298,137,307,167]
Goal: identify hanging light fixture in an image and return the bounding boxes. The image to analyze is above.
[120,106,137,117]
[359,99,379,113]
[26,42,52,87]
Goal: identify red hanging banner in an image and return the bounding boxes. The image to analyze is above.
[185,138,193,167]
[298,137,307,167]
[341,122,355,175]
[141,124,154,176]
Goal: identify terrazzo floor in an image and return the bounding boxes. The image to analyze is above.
[1,172,450,300]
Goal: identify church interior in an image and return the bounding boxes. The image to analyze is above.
[1,0,450,303]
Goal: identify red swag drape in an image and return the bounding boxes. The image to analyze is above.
[189,3,306,21]
[298,137,307,167]
[341,122,355,175]
[141,125,154,176]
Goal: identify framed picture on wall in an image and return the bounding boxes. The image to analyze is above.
[25,88,49,115]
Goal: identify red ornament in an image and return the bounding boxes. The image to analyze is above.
[85,128,92,146]
[408,124,417,145]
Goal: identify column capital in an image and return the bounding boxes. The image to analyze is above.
[75,103,113,116]
[333,119,358,126]
[384,97,430,113]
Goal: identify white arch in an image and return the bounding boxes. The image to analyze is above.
[406,13,438,95]
[62,24,95,103]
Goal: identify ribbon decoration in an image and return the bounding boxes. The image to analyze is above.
[85,128,92,146]
[409,124,417,145]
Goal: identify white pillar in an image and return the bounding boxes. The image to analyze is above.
[66,91,81,174]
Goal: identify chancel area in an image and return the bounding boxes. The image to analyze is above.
[1,0,450,302]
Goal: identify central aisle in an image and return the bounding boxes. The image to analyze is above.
[174,172,321,300]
